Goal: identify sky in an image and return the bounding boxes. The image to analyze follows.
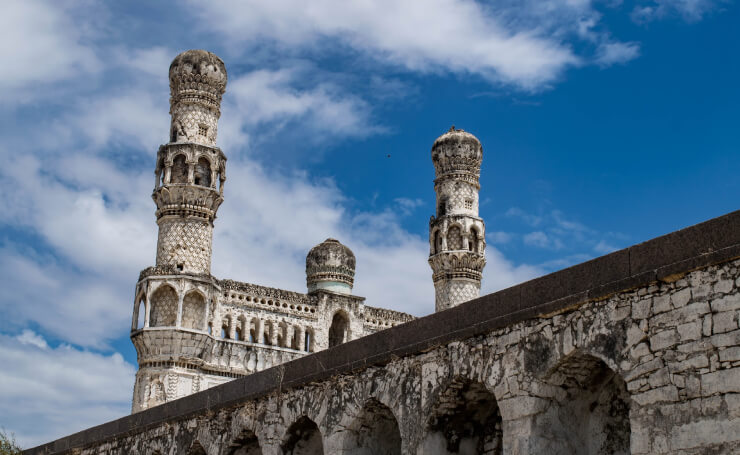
[0,0,738,447]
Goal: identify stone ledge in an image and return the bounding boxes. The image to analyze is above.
[26,209,740,454]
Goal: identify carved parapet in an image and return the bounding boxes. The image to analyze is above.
[431,127,482,182]
[428,251,486,283]
[169,50,227,115]
[137,265,214,282]
[153,185,223,222]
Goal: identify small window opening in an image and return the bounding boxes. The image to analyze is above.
[207,323,213,335]
[305,331,312,352]
[176,264,184,271]
[198,124,208,137]
[464,199,473,210]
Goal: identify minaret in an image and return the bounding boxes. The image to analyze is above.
[130,50,228,413]
[153,50,227,274]
[428,127,486,312]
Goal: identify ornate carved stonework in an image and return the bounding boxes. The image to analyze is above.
[429,127,487,312]
[130,50,414,414]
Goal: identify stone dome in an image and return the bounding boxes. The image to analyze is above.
[431,126,483,181]
[169,50,227,87]
[306,238,356,294]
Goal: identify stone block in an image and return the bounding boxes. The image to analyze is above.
[650,329,679,351]
[677,320,702,341]
[719,347,740,362]
[713,311,738,334]
[633,385,679,405]
[711,330,740,347]
[626,357,664,381]
[667,354,708,373]
[711,294,740,312]
[701,368,740,395]
[714,279,734,295]
[669,418,740,450]
[632,298,652,319]
[672,288,691,308]
[653,295,672,314]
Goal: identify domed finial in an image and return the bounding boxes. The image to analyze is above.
[306,238,356,295]
[449,125,456,132]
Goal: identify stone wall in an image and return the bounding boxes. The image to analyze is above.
[27,210,740,454]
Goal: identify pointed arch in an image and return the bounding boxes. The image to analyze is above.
[432,228,442,255]
[226,429,262,455]
[469,226,480,253]
[540,351,631,454]
[182,290,206,330]
[422,378,502,454]
[194,156,212,187]
[447,225,463,251]
[341,398,401,454]
[171,154,188,184]
[281,416,324,455]
[304,327,315,352]
[149,284,178,327]
[329,311,350,348]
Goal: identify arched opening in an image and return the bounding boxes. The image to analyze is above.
[194,157,212,187]
[542,352,630,455]
[447,225,463,251]
[438,197,447,217]
[250,318,259,343]
[149,285,178,327]
[291,325,302,350]
[171,154,188,184]
[329,312,349,348]
[342,399,401,454]
[222,316,231,339]
[156,157,164,187]
[432,229,441,255]
[135,296,146,330]
[227,429,262,455]
[304,328,314,352]
[182,291,206,330]
[263,321,274,345]
[469,227,479,253]
[421,379,502,454]
[281,416,324,455]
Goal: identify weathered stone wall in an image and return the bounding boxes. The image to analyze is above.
[28,210,740,454]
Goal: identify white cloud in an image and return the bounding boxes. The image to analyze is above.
[16,330,48,350]
[0,0,99,103]
[488,231,514,244]
[595,41,641,66]
[631,0,725,23]
[219,68,382,152]
[481,246,543,294]
[188,0,582,90]
[0,332,135,448]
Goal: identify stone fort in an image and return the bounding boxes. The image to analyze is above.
[26,50,740,454]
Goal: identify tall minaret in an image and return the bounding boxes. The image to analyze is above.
[130,50,228,413]
[428,127,487,312]
[153,50,227,274]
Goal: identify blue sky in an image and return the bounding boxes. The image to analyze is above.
[0,0,738,447]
